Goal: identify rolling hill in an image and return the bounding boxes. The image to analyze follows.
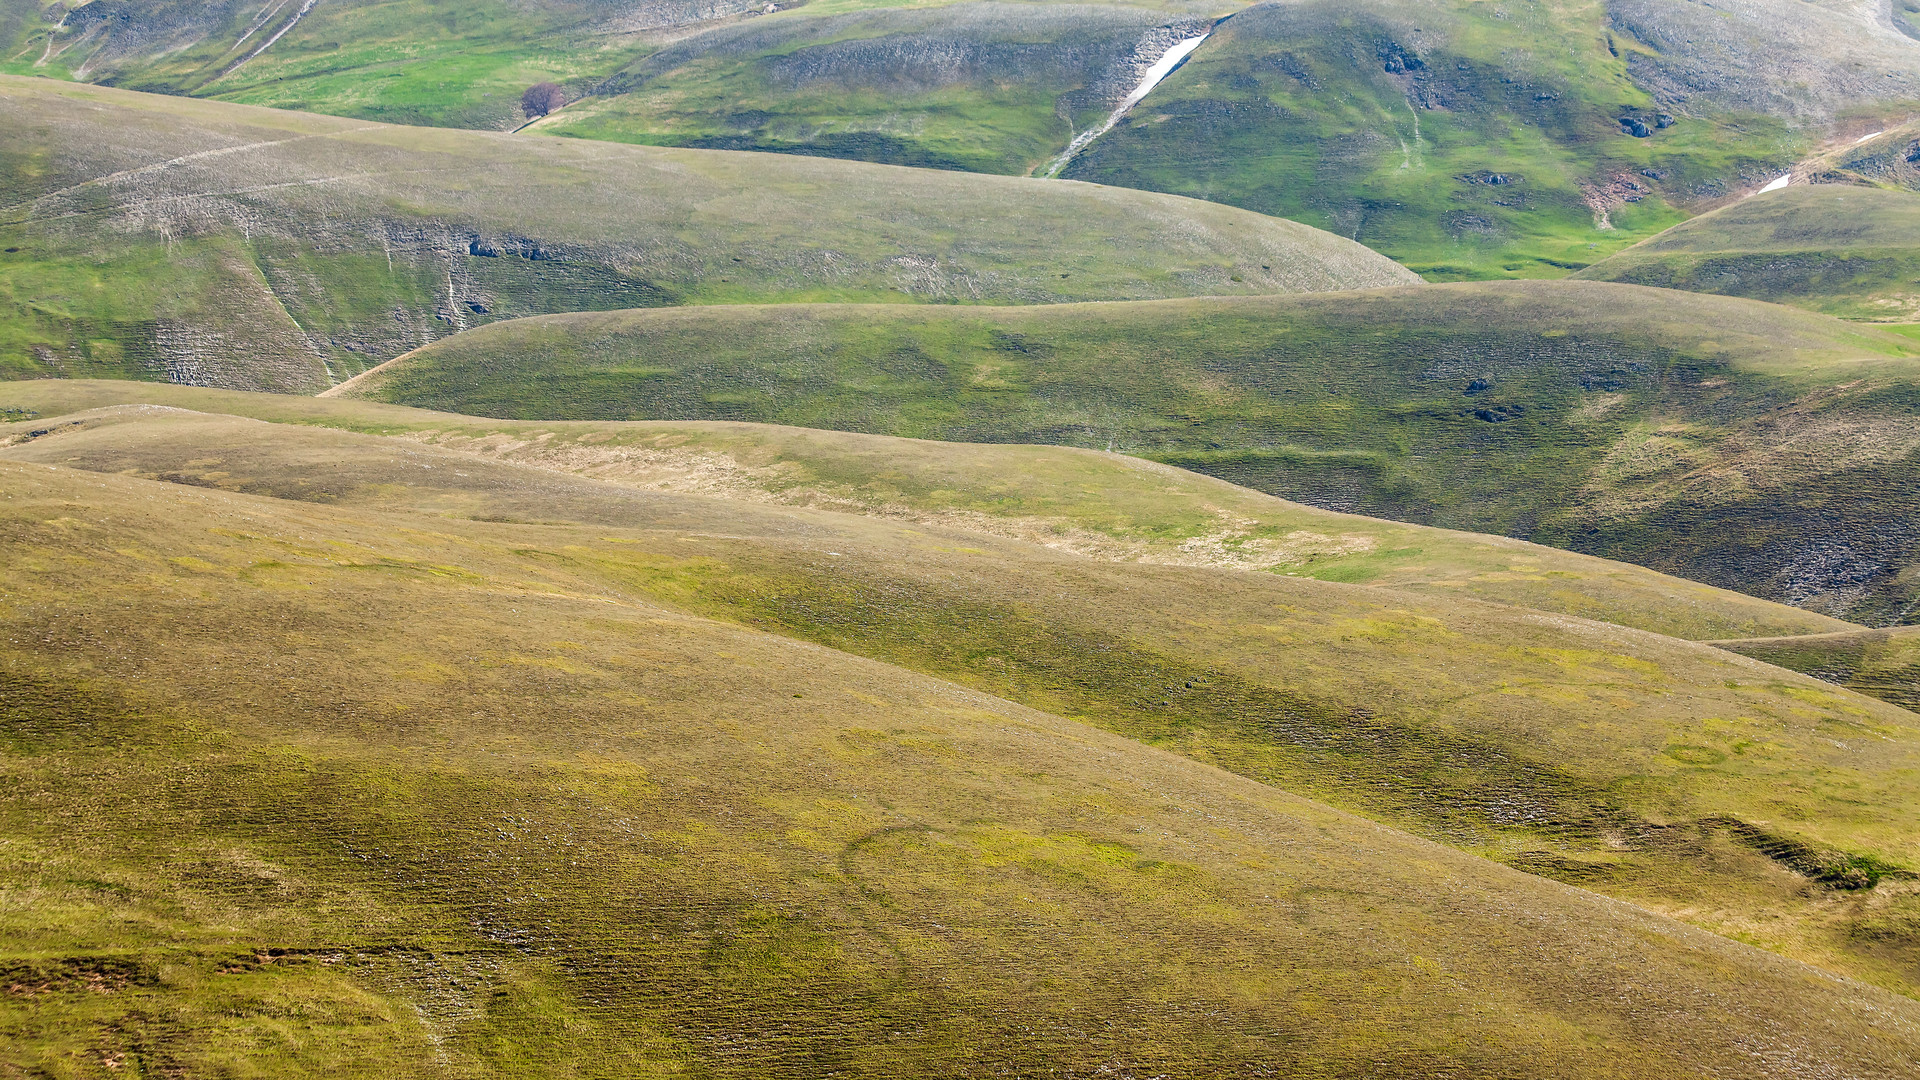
[0,74,1410,393]
[0,376,1856,641]
[6,384,1920,1004]
[321,280,1920,622]
[0,0,760,128]
[534,1,1227,174]
[1577,185,1920,321]
[7,0,1920,1071]
[1059,0,1920,278]
[1714,625,1920,712]
[8,446,1920,1075]
[11,0,1920,280]
[1806,121,1920,192]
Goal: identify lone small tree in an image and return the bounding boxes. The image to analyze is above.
[521,82,566,119]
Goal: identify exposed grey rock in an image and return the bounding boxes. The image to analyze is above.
[1607,0,1920,120]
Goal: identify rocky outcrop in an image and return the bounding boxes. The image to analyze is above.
[1606,0,1920,120]
[603,2,1185,98]
[46,0,259,81]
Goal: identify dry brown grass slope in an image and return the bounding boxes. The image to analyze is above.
[6,455,1920,1075]
[7,396,1920,1001]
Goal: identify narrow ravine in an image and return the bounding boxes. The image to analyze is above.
[214,0,322,82]
[1042,30,1212,178]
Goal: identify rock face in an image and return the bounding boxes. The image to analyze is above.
[51,0,256,72]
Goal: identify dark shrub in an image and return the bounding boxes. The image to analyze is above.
[522,82,566,118]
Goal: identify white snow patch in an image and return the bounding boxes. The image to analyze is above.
[1043,33,1210,178]
[1757,173,1792,194]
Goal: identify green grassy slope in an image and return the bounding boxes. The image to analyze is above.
[12,0,1920,282]
[0,75,1412,394]
[8,454,1920,1076]
[1061,0,1920,280]
[536,2,1221,175]
[7,399,1920,1000]
[1576,185,1920,320]
[0,378,1856,641]
[0,0,739,129]
[1808,122,1920,192]
[0,0,1228,132]
[1714,625,1920,712]
[322,281,1920,622]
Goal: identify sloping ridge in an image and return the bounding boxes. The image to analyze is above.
[2,408,1919,1073]
[1575,185,1920,318]
[321,280,1920,622]
[0,73,1416,394]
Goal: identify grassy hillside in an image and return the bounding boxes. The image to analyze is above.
[8,442,1920,1075]
[321,280,1920,622]
[1714,625,1920,712]
[0,0,743,129]
[1577,185,1920,320]
[1061,0,1920,279]
[538,2,1224,175]
[11,0,1920,281]
[0,75,1410,394]
[0,0,1229,132]
[8,399,1920,1006]
[0,378,1857,641]
[1806,122,1920,192]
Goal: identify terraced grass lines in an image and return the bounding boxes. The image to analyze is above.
[0,378,1855,642]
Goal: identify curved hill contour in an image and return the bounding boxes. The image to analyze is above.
[1714,624,1920,712]
[0,74,1414,393]
[7,393,1920,1020]
[327,280,1920,621]
[11,0,1920,280]
[1576,185,1920,320]
[2,377,1857,642]
[5,454,1919,1074]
